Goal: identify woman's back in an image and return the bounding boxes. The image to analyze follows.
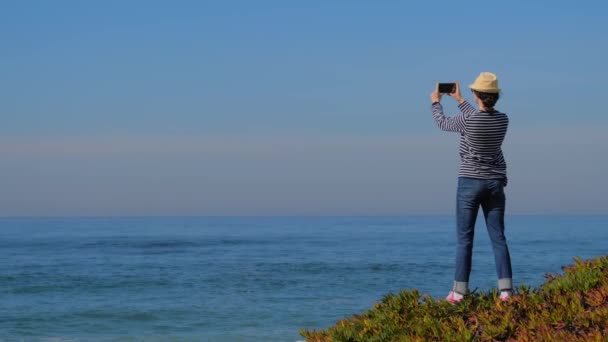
[459,110,509,181]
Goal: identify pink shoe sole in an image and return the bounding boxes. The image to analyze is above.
[446,291,463,304]
[500,290,513,302]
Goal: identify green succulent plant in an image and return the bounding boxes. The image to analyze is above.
[300,256,608,342]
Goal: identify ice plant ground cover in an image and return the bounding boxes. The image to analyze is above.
[300,256,608,341]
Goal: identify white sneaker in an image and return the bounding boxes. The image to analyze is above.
[500,290,513,302]
[446,291,464,304]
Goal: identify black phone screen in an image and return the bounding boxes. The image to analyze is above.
[438,83,455,94]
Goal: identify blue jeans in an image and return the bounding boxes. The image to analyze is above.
[453,177,513,294]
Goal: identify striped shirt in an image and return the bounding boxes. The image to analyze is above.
[431,101,509,185]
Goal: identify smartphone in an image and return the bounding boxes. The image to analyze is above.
[438,83,455,94]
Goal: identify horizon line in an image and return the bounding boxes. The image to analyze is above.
[1,213,607,219]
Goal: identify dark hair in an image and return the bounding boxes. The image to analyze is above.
[472,90,500,110]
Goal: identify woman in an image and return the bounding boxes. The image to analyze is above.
[430,72,513,303]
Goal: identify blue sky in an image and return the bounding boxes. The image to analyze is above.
[1,1,607,215]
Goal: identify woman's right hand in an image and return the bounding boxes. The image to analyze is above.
[449,81,465,104]
[430,83,441,103]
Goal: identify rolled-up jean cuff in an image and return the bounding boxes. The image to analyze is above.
[498,278,513,291]
[453,281,469,294]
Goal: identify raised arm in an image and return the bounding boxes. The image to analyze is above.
[449,81,477,116]
[430,82,470,133]
[431,102,467,133]
[457,100,477,116]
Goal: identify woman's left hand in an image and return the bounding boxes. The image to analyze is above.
[430,83,441,103]
[448,81,465,103]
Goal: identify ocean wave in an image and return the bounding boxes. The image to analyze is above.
[77,310,158,321]
[0,237,276,253]
[77,237,274,251]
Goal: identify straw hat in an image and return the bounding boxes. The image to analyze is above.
[469,72,500,93]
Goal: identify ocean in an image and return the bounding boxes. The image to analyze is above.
[1,216,606,341]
